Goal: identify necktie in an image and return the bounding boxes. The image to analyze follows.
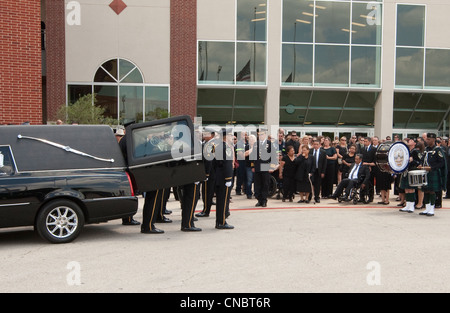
[350,163,360,179]
[314,149,319,168]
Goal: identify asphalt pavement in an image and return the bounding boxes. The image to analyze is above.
[1,192,450,293]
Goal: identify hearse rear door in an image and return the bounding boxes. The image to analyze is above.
[125,116,206,192]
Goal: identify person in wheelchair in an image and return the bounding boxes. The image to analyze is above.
[331,154,369,201]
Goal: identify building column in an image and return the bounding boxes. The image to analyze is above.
[374,2,396,139]
[170,0,197,120]
[46,0,66,122]
[265,0,282,134]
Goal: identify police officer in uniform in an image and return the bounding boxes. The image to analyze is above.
[418,133,447,216]
[141,189,165,233]
[179,181,202,231]
[214,128,234,229]
[196,131,217,218]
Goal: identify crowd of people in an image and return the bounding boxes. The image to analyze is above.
[230,129,449,213]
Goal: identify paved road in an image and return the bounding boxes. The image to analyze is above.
[1,193,449,293]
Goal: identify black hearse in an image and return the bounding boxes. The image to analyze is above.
[0,116,205,243]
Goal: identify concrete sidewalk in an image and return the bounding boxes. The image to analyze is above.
[0,192,449,293]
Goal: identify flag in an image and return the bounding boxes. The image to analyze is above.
[236,60,251,82]
[285,72,293,83]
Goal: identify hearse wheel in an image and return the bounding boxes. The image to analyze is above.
[36,200,85,244]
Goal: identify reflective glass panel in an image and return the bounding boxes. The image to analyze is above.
[237,0,267,42]
[198,41,235,84]
[236,42,266,85]
[119,59,136,81]
[94,85,118,119]
[315,1,350,44]
[68,85,92,105]
[396,5,425,47]
[315,45,349,86]
[352,2,382,45]
[425,49,450,89]
[281,44,313,85]
[145,87,169,121]
[94,59,118,82]
[282,0,313,43]
[351,46,381,87]
[119,86,144,124]
[395,48,424,88]
[339,109,374,126]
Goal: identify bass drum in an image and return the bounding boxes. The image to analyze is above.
[375,141,410,174]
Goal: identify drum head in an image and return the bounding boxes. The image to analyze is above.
[387,141,410,173]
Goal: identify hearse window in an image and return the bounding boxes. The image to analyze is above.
[0,146,15,176]
[132,120,190,159]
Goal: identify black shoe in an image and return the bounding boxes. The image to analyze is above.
[155,217,172,223]
[141,228,164,234]
[216,223,234,229]
[255,202,262,207]
[122,218,141,226]
[315,198,320,203]
[330,195,337,200]
[247,195,252,199]
[195,212,209,217]
[236,191,242,195]
[181,226,202,232]
[164,209,172,215]
[262,201,267,207]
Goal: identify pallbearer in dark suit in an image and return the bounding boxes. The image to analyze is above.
[361,136,379,202]
[214,128,234,229]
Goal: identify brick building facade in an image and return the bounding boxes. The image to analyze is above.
[1,0,42,125]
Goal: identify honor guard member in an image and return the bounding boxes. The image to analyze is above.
[179,181,201,231]
[399,138,423,213]
[419,133,447,216]
[214,128,234,229]
[252,129,278,207]
[196,130,217,217]
[141,189,165,234]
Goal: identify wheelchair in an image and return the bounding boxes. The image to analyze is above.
[337,182,369,205]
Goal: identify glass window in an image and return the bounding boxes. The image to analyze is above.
[145,87,169,121]
[282,0,313,43]
[315,45,349,86]
[237,0,267,42]
[351,2,382,45]
[68,85,92,105]
[279,90,312,125]
[236,42,266,84]
[338,109,374,126]
[425,49,450,89]
[351,46,381,87]
[119,86,144,124]
[94,85,118,120]
[395,48,424,88]
[282,44,313,85]
[0,146,15,176]
[315,1,350,44]
[197,89,265,124]
[396,5,425,47]
[198,41,235,84]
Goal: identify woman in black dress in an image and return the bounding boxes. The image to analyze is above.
[321,137,337,198]
[341,144,356,179]
[279,146,297,202]
[295,144,314,203]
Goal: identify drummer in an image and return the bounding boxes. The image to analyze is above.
[418,133,447,216]
[399,138,422,213]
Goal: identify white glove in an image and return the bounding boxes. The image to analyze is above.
[225,181,232,188]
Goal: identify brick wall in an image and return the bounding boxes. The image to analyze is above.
[0,0,42,125]
[45,0,66,122]
[170,0,197,120]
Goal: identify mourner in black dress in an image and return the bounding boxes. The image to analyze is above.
[279,146,297,202]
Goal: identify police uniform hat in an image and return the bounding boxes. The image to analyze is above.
[427,133,437,139]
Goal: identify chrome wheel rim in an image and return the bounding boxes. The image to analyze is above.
[46,206,78,239]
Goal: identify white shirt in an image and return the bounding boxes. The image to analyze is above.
[349,163,360,180]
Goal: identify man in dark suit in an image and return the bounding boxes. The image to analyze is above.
[252,129,278,207]
[310,139,327,203]
[361,136,379,202]
[331,154,369,200]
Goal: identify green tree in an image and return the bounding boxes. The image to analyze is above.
[57,94,118,125]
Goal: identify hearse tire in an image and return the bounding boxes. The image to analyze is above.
[36,200,85,244]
